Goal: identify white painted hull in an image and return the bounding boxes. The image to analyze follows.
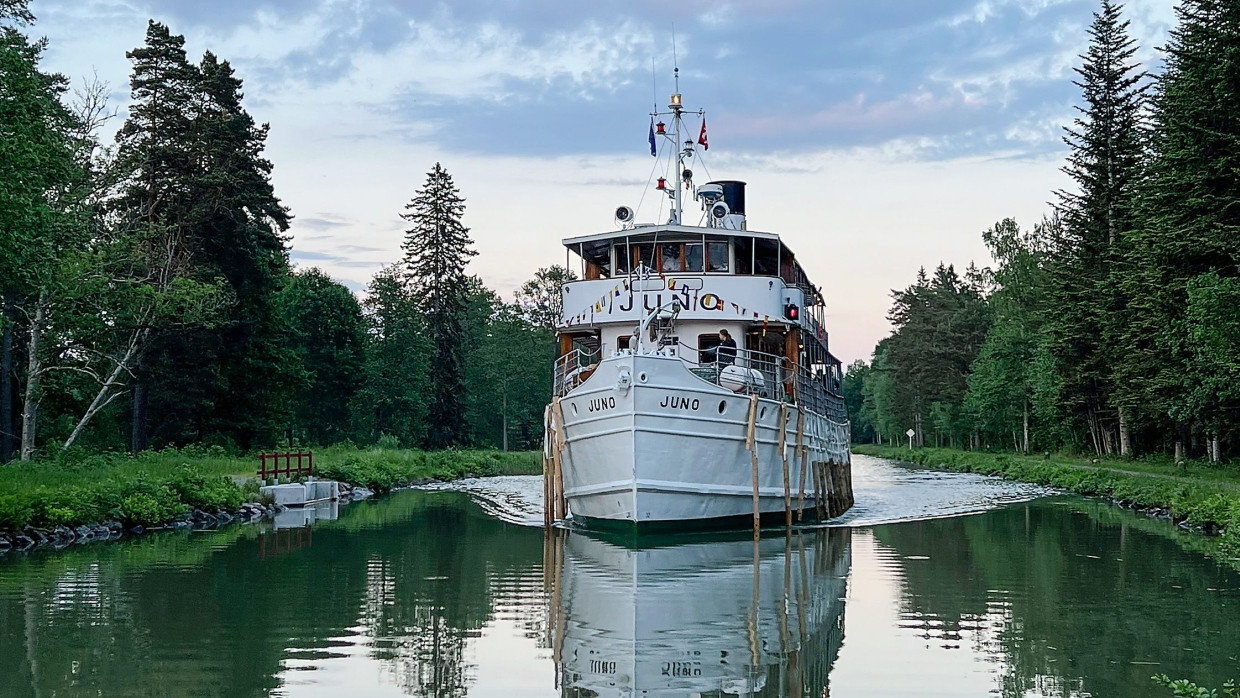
[551,352,850,526]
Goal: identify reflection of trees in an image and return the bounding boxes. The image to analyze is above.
[874,499,1240,698]
[0,490,547,698]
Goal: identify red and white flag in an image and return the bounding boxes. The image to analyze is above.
[698,118,709,150]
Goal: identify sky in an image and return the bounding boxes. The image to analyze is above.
[25,0,1177,365]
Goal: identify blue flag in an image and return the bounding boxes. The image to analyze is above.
[648,118,657,156]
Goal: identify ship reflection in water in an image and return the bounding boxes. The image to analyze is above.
[545,529,850,698]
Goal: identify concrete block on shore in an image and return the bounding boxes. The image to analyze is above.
[307,480,339,502]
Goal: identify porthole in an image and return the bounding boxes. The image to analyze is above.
[718,400,727,414]
[638,372,648,383]
[571,403,578,415]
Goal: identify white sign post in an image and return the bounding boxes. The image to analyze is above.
[906,428,915,449]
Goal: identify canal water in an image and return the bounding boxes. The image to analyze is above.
[1,455,1237,697]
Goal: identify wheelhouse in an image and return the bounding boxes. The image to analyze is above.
[556,224,845,422]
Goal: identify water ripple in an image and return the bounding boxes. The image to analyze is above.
[430,453,1052,528]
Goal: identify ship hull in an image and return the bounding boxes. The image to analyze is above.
[550,352,851,529]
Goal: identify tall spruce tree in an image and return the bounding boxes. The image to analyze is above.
[401,163,476,449]
[1121,0,1240,459]
[1049,0,1147,456]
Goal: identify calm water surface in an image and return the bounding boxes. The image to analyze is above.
[1,455,1237,697]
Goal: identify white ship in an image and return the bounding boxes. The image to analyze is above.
[545,529,850,697]
[543,78,852,531]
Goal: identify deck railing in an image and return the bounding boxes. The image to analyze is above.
[553,347,601,397]
[552,340,846,422]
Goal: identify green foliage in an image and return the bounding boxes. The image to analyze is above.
[842,360,874,443]
[351,265,431,448]
[169,465,244,512]
[317,447,541,493]
[513,265,577,332]
[866,263,990,448]
[278,268,365,445]
[1153,674,1238,698]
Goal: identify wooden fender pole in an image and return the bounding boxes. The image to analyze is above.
[746,395,760,538]
[795,407,808,521]
[552,398,568,521]
[543,404,553,527]
[778,403,791,528]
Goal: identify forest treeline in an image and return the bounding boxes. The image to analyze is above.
[0,5,565,461]
[843,0,1240,461]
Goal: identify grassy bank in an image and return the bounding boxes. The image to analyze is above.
[854,444,1240,558]
[0,446,541,533]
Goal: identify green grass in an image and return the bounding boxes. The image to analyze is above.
[315,447,540,493]
[855,444,1240,561]
[0,446,542,533]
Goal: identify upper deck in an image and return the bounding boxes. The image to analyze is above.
[559,223,828,342]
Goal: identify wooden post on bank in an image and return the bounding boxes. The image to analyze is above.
[746,395,760,538]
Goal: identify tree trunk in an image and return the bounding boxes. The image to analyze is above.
[1118,406,1131,457]
[131,379,148,455]
[501,391,508,452]
[1022,400,1030,456]
[1211,433,1220,463]
[1174,436,1184,463]
[19,293,47,461]
[64,328,146,451]
[1086,408,1102,456]
[1,286,13,463]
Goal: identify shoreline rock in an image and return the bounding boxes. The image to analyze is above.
[0,481,374,557]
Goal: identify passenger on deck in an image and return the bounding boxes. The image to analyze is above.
[716,329,737,366]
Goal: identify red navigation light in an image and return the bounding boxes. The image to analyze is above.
[784,303,799,321]
[656,121,666,135]
[656,177,667,190]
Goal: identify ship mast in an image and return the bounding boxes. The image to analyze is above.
[671,67,683,225]
[653,66,699,226]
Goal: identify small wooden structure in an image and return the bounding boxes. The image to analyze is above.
[258,451,314,481]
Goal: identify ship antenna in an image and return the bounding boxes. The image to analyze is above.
[669,29,684,226]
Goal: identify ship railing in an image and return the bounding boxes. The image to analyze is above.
[553,347,600,397]
[677,342,847,421]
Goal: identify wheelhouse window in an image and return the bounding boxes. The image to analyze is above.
[706,240,729,272]
[661,243,680,272]
[612,238,727,274]
[754,238,780,276]
[614,244,630,274]
[633,243,656,273]
[685,243,704,271]
[734,237,753,274]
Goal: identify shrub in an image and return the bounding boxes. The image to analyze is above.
[170,466,245,512]
[0,493,33,529]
